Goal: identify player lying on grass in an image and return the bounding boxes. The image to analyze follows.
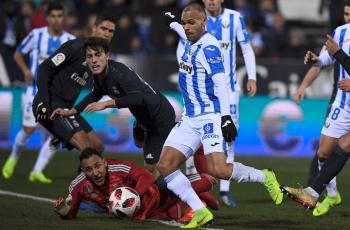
[54,148,217,221]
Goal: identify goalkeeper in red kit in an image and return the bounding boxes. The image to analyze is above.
[54,148,216,220]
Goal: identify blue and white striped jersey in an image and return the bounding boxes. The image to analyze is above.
[178,32,225,116]
[178,9,252,92]
[17,26,75,91]
[317,23,350,110]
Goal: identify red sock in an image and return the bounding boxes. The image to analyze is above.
[194,146,207,173]
[199,192,220,210]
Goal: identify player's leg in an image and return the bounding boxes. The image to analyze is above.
[201,113,283,205]
[281,134,350,209]
[157,117,213,228]
[219,91,239,208]
[29,135,59,183]
[3,91,36,179]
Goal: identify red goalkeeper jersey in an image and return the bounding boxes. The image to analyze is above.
[66,159,158,219]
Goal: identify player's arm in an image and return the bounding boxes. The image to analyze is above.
[15,31,35,83]
[237,15,257,97]
[164,12,187,40]
[203,45,237,143]
[126,161,155,196]
[54,185,83,219]
[292,66,321,105]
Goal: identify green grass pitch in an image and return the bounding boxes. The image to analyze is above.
[0,149,349,230]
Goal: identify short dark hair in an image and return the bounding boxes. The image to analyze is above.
[95,12,116,26]
[83,37,110,55]
[46,1,64,15]
[345,0,350,7]
[183,2,206,17]
[79,148,103,162]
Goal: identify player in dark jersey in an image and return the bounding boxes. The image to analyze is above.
[50,37,176,176]
[32,13,116,153]
[53,148,217,220]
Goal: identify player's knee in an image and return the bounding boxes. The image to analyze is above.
[338,136,350,153]
[23,126,35,135]
[316,149,329,160]
[156,161,172,176]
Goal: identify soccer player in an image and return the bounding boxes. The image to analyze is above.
[158,3,282,228]
[2,1,75,183]
[49,37,176,177]
[32,13,116,154]
[53,148,216,220]
[281,25,350,210]
[291,2,350,216]
[178,0,258,208]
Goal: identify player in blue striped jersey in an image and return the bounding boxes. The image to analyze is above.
[281,19,350,211]
[2,1,75,183]
[160,3,282,228]
[178,0,257,208]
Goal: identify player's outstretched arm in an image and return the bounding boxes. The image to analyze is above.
[83,100,116,113]
[292,66,321,105]
[50,108,77,120]
[164,12,186,40]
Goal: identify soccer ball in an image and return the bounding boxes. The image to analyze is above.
[109,187,140,218]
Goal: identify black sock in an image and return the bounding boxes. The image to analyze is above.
[307,154,319,186]
[311,145,349,194]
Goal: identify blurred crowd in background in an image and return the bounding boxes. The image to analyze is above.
[0,0,345,85]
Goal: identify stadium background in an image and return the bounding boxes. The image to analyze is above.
[0,0,340,157]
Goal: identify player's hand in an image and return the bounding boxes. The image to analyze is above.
[292,87,305,105]
[50,108,76,120]
[53,197,70,217]
[325,34,340,55]
[84,102,107,113]
[246,79,257,97]
[35,102,52,122]
[23,69,33,83]
[164,11,177,27]
[221,115,237,143]
[304,50,318,64]
[337,78,350,92]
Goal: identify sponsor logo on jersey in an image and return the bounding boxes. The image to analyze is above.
[202,123,219,140]
[206,56,223,64]
[51,53,65,66]
[70,72,88,86]
[219,41,231,50]
[179,61,193,74]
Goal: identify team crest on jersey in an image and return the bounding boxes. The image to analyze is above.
[51,53,65,66]
[179,61,193,74]
[221,19,230,28]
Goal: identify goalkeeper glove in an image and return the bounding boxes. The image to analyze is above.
[53,197,70,217]
[221,115,237,143]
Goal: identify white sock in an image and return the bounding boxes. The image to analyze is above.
[33,136,58,172]
[305,187,320,199]
[164,170,204,211]
[220,143,234,191]
[10,129,30,161]
[229,162,265,183]
[185,156,198,175]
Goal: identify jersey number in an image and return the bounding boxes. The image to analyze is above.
[331,108,340,120]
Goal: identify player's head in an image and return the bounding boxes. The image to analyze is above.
[46,1,65,34]
[181,3,207,42]
[80,148,107,186]
[83,37,110,75]
[92,13,116,44]
[344,0,350,23]
[202,0,223,16]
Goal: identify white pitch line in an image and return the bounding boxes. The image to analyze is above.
[0,189,224,229]
[0,189,55,203]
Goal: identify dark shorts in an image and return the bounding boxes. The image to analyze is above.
[141,96,176,165]
[38,114,92,150]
